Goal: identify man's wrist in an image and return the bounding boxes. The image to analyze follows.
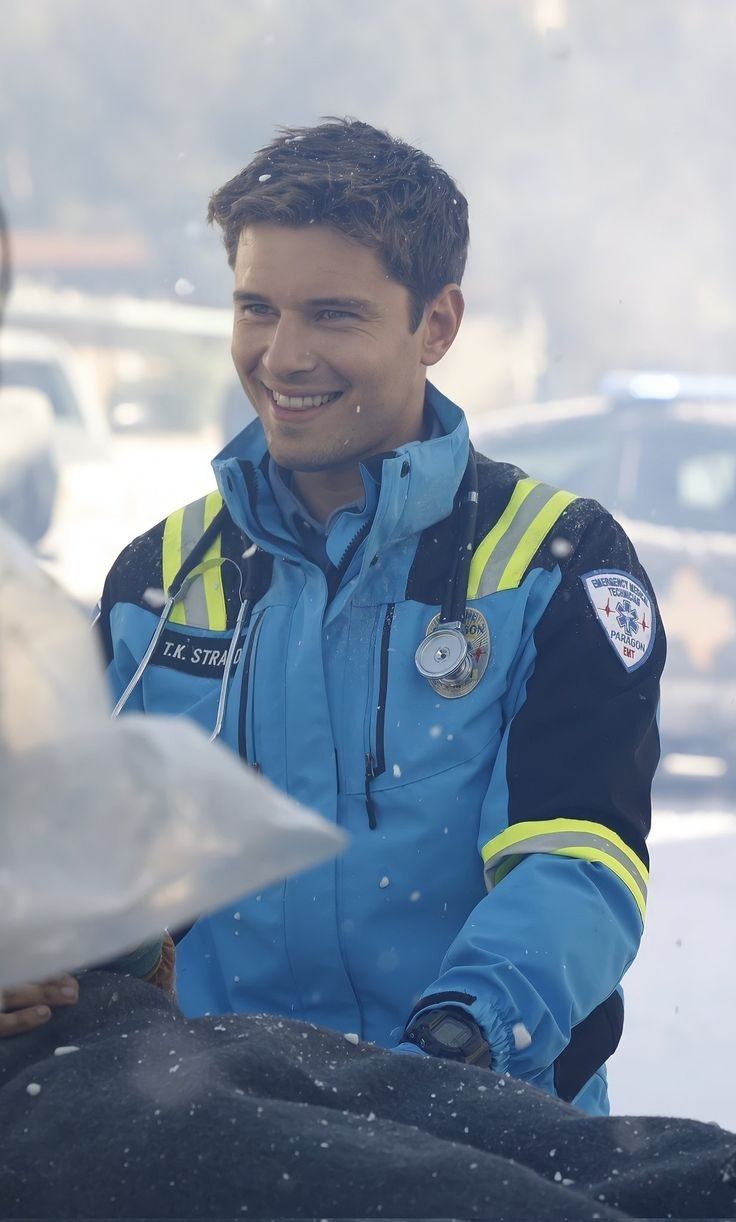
[402,1006,491,1069]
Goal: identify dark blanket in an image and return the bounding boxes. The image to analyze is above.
[0,973,733,1221]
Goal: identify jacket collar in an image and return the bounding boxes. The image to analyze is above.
[211,382,470,563]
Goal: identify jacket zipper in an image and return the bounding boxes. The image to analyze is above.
[364,603,394,829]
[237,608,264,769]
[327,519,372,602]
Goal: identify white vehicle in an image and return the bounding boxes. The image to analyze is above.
[0,384,57,543]
[0,327,108,462]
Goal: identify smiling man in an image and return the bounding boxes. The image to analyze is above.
[91,118,665,1116]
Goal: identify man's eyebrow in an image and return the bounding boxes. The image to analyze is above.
[306,296,376,312]
[233,290,270,303]
[232,290,377,312]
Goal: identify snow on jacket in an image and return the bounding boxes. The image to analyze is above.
[98,385,665,1115]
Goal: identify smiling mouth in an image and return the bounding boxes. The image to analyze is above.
[269,388,342,410]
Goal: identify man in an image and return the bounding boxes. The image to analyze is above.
[95,118,664,1115]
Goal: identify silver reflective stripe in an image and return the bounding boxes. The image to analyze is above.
[474,482,561,597]
[484,830,648,909]
[178,497,210,628]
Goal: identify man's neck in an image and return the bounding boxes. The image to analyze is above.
[291,465,366,524]
[291,406,434,524]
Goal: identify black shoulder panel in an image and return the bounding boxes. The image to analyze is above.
[406,452,527,605]
[504,504,665,863]
[519,494,603,582]
[102,518,166,615]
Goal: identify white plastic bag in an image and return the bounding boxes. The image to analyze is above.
[0,522,345,988]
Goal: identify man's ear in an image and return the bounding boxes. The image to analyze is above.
[420,285,465,367]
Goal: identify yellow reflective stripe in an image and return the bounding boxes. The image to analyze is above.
[496,488,578,592]
[203,489,223,531]
[201,491,226,631]
[481,817,650,884]
[481,818,648,922]
[467,478,540,599]
[549,846,646,922]
[162,506,187,625]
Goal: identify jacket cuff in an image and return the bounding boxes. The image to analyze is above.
[406,997,517,1074]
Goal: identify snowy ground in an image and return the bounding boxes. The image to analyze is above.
[611,813,736,1130]
[42,431,736,1132]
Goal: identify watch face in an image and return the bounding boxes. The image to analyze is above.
[433,1015,472,1048]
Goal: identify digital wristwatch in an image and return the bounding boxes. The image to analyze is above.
[402,1007,492,1069]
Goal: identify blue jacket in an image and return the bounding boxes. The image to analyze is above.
[99,385,664,1115]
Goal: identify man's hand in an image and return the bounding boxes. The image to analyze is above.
[143,933,176,999]
[0,976,79,1038]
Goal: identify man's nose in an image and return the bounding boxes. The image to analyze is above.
[261,315,317,381]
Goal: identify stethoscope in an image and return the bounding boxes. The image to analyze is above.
[107,447,480,736]
[414,446,479,687]
[109,503,255,742]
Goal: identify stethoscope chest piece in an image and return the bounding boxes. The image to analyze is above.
[415,625,473,684]
[416,607,491,699]
[413,446,485,698]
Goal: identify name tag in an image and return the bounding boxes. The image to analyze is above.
[151,627,244,679]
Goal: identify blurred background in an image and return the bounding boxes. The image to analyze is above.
[1,0,735,1126]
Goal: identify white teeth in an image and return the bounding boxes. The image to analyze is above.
[271,390,339,409]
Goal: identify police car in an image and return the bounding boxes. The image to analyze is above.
[471,372,736,810]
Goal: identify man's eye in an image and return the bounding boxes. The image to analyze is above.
[319,309,355,321]
[238,303,272,316]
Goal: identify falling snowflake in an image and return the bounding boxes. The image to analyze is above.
[142,586,167,610]
[512,1022,532,1050]
[550,537,574,560]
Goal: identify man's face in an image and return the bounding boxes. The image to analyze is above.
[231,223,429,472]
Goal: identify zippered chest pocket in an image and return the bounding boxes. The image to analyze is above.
[346,601,509,801]
[236,609,264,767]
[363,603,394,826]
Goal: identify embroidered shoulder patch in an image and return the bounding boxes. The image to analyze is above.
[581,569,655,672]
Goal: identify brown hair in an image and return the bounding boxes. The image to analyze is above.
[208,117,469,331]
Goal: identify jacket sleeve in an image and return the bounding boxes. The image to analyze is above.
[404,507,665,1095]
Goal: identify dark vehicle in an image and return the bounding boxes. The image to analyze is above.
[471,372,736,810]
